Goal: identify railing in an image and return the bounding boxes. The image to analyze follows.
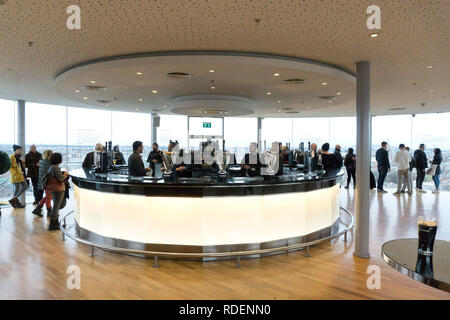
[59,207,354,268]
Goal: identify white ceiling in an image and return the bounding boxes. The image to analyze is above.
[0,0,449,117]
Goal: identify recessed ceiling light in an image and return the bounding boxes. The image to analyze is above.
[306,107,311,110]
[429,90,434,93]
[321,82,327,86]
[277,100,282,103]
[162,105,168,108]
[74,90,80,93]
[152,90,158,94]
[336,92,342,95]
[136,72,143,75]
[266,92,272,95]
[90,80,96,84]
[135,108,139,111]
[138,98,144,101]
[209,69,215,73]
[210,86,216,90]
[273,73,280,77]
[83,97,88,100]
[426,65,433,69]
[369,33,379,38]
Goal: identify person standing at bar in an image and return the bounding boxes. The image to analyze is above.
[147,143,162,177]
[241,142,262,177]
[113,145,126,165]
[375,141,390,193]
[32,150,53,217]
[128,141,151,177]
[46,153,68,231]
[8,145,28,208]
[310,143,319,171]
[82,143,103,169]
[25,144,42,205]
[414,143,428,193]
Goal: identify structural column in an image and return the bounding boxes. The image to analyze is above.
[151,113,159,144]
[354,61,371,258]
[16,100,26,204]
[257,117,262,151]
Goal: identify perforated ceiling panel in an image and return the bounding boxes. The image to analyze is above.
[0,0,448,116]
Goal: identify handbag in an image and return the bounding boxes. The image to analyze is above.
[426,164,437,176]
[43,167,64,192]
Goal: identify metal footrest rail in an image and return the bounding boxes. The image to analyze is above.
[60,207,354,268]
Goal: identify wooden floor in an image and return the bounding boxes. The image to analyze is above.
[0,188,449,300]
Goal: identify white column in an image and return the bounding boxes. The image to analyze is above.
[257,117,262,151]
[354,61,371,259]
[16,100,26,204]
[151,113,158,144]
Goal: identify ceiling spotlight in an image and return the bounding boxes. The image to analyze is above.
[369,33,379,38]
[266,92,272,95]
[83,97,88,100]
[273,73,280,77]
[429,90,434,93]
[138,98,144,101]
[336,92,342,95]
[135,108,139,111]
[209,69,215,73]
[90,80,96,84]
[306,107,312,110]
[210,80,216,90]
[163,105,168,108]
[277,100,282,103]
[136,72,143,75]
[426,65,433,69]
[74,90,80,93]
[152,90,158,94]
[321,82,327,86]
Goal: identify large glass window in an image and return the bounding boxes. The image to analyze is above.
[157,114,188,150]
[25,102,68,166]
[292,118,330,150]
[67,107,112,170]
[224,117,257,163]
[111,111,151,162]
[262,118,293,151]
[0,99,15,154]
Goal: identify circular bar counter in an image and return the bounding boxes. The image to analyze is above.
[70,168,343,260]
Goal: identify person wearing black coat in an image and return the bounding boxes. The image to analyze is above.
[344,148,356,188]
[334,144,344,169]
[82,143,103,169]
[128,141,151,177]
[414,143,428,193]
[375,141,390,192]
[320,143,340,172]
[431,148,442,193]
[147,143,162,177]
[25,144,42,204]
[113,145,126,165]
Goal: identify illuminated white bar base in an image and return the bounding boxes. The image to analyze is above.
[74,184,340,246]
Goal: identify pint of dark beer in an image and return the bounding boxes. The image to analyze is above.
[417,216,437,255]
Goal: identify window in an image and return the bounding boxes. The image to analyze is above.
[157,114,188,150]
[262,118,293,151]
[224,117,257,163]
[292,118,330,150]
[111,111,151,162]
[67,107,112,170]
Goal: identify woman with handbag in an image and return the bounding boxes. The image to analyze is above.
[431,148,442,193]
[46,153,69,230]
[8,145,29,208]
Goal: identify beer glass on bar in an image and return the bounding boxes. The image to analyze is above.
[417,216,437,256]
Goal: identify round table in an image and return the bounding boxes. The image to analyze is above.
[381,238,450,292]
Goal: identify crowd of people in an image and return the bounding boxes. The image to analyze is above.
[6,140,444,227]
[8,144,70,230]
[375,142,443,194]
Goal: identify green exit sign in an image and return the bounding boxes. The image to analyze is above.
[203,122,212,128]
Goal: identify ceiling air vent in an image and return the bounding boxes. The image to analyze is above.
[83,85,107,91]
[167,72,192,79]
[200,109,228,115]
[152,109,163,112]
[318,96,336,101]
[388,107,406,111]
[285,111,299,114]
[97,100,111,104]
[283,79,306,84]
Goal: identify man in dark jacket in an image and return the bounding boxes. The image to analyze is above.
[375,141,390,192]
[25,144,42,204]
[334,144,344,169]
[128,141,151,177]
[414,143,428,193]
[82,143,103,169]
[147,143,162,177]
